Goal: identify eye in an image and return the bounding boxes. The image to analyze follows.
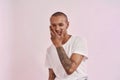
[59,23,64,26]
[52,24,56,27]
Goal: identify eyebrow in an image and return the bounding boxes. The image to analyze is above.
[52,23,63,25]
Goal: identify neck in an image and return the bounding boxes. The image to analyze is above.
[62,34,71,44]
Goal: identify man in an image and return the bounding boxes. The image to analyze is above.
[45,12,88,80]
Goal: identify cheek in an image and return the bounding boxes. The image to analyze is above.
[63,27,67,31]
[60,28,66,32]
[60,25,68,31]
[62,28,67,34]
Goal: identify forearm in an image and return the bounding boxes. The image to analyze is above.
[49,76,55,80]
[56,46,73,74]
[49,69,56,80]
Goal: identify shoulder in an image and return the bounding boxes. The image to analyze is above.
[46,45,54,57]
[72,36,87,43]
[47,44,55,52]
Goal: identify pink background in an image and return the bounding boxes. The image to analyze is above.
[0,0,120,80]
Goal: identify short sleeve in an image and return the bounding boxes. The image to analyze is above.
[45,48,52,68]
[72,37,88,59]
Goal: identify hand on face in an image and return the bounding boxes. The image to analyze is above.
[50,26,64,47]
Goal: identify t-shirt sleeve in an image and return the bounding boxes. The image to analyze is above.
[72,37,88,59]
[45,48,52,68]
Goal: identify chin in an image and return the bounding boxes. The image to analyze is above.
[58,34,62,36]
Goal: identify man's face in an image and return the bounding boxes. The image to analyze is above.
[50,16,69,36]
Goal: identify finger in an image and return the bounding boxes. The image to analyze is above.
[53,30,58,36]
[61,30,64,37]
[49,26,53,32]
[50,26,58,36]
[50,26,55,34]
[50,31,54,36]
[49,28,54,40]
[50,26,55,36]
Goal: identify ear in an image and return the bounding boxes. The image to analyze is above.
[66,21,69,29]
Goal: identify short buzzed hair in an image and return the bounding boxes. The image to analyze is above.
[50,12,68,22]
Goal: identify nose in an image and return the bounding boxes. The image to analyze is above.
[55,25,60,31]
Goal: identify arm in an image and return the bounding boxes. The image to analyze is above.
[49,68,56,80]
[56,46,84,75]
[50,26,84,75]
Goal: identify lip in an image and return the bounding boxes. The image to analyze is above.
[58,33,61,35]
[56,31,62,35]
[57,32,61,35]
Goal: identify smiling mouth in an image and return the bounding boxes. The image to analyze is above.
[56,30,63,35]
[57,33,61,35]
[56,32,61,35]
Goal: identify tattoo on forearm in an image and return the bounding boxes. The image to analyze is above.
[49,71,56,80]
[56,46,72,72]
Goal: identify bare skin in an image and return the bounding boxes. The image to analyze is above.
[49,15,84,80]
[49,69,56,80]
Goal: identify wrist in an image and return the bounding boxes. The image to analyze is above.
[55,44,62,48]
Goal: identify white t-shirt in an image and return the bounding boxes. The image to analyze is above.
[45,36,88,80]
